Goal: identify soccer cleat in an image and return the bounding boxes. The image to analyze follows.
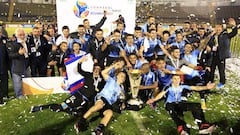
[74,119,88,133]
[178,125,190,135]
[74,123,80,134]
[0,102,6,107]
[30,106,42,113]
[93,127,103,135]
[199,124,216,134]
[217,83,224,89]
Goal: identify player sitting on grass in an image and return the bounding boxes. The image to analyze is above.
[74,62,126,135]
[30,56,106,116]
[147,74,216,135]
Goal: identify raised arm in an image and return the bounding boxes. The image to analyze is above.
[7,42,24,59]
[227,18,238,39]
[94,10,107,29]
[78,56,92,77]
[198,32,214,51]
[101,61,122,81]
[146,90,167,104]
[101,36,110,52]
[190,82,216,91]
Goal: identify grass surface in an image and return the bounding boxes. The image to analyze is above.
[1,26,240,134]
[6,27,32,36]
[1,71,240,135]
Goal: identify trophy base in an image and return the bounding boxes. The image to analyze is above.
[126,98,144,111]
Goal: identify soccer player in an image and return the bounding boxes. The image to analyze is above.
[31,56,105,117]
[147,74,216,135]
[74,61,126,135]
[138,63,158,102]
[128,53,148,70]
[124,34,138,57]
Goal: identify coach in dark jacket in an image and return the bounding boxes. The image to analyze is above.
[0,28,9,104]
[208,18,238,87]
[86,28,106,68]
[27,27,52,77]
[83,10,107,37]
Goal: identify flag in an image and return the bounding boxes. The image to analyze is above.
[64,55,85,94]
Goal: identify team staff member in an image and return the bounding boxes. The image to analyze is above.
[7,28,30,99]
[0,27,9,105]
[86,28,106,68]
[83,10,107,36]
[208,18,238,89]
[27,27,52,77]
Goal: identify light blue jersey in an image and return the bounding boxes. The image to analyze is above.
[141,71,157,86]
[171,40,186,58]
[108,40,124,58]
[184,49,200,78]
[134,37,144,49]
[156,65,176,86]
[164,85,191,103]
[124,44,138,57]
[132,59,148,69]
[184,49,199,66]
[144,38,161,57]
[72,34,91,51]
[96,77,122,105]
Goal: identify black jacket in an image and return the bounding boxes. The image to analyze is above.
[88,16,107,36]
[27,35,52,63]
[86,37,105,60]
[7,41,29,74]
[77,63,96,101]
[77,63,106,100]
[208,26,238,60]
[0,36,9,74]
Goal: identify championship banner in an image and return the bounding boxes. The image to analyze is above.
[22,77,69,95]
[56,0,136,36]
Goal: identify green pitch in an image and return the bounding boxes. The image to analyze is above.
[6,27,32,36]
[0,71,240,135]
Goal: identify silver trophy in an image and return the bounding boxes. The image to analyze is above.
[127,69,143,108]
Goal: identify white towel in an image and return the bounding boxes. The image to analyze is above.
[81,54,94,73]
[143,37,150,52]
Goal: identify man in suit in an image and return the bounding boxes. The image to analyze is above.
[0,27,9,105]
[208,18,238,89]
[7,28,30,99]
[27,27,52,77]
